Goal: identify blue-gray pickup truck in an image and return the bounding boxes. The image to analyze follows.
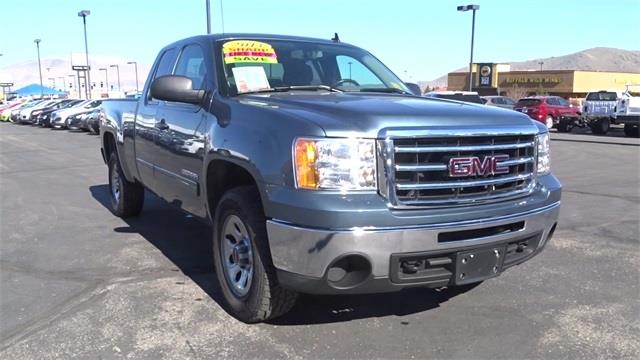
[100,33,561,322]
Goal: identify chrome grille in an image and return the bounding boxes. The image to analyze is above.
[381,135,536,207]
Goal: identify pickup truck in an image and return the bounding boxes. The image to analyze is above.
[100,34,561,323]
[558,90,622,135]
[615,84,640,137]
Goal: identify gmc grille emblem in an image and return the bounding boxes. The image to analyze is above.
[449,155,510,177]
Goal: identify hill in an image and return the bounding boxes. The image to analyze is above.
[421,47,640,88]
[0,56,152,93]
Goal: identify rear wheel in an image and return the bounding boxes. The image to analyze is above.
[108,152,144,217]
[624,123,639,137]
[590,118,609,135]
[212,186,297,323]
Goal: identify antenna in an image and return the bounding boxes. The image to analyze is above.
[331,33,340,42]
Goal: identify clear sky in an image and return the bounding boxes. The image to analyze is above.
[1,0,639,81]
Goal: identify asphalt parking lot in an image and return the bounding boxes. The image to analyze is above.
[0,122,638,359]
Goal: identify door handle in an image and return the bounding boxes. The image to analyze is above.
[155,119,169,130]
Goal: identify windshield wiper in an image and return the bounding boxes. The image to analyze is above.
[240,85,342,95]
[359,87,412,95]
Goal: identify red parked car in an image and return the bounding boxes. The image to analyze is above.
[514,96,580,128]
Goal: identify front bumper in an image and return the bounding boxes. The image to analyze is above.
[268,202,559,294]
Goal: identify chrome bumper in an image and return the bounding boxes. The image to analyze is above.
[267,202,560,279]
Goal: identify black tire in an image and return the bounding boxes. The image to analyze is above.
[107,152,144,217]
[212,186,297,323]
[624,123,639,137]
[590,118,609,135]
[557,119,572,133]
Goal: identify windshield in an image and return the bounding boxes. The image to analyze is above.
[586,92,617,101]
[516,99,541,107]
[218,39,408,95]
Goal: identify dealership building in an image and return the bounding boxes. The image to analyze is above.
[447,65,640,99]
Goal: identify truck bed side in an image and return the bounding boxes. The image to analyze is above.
[100,98,141,183]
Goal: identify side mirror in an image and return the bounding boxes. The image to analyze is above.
[404,82,422,96]
[150,75,205,105]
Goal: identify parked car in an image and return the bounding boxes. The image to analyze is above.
[51,99,102,129]
[19,99,60,124]
[514,96,580,129]
[615,84,640,137]
[101,34,561,323]
[85,108,101,134]
[424,90,484,104]
[0,102,24,121]
[67,110,91,130]
[481,96,516,110]
[38,99,83,127]
[13,100,45,123]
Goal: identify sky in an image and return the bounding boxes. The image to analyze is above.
[1,0,639,82]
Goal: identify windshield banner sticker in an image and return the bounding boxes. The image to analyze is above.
[223,40,278,64]
[231,66,271,93]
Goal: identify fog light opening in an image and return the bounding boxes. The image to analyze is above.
[326,254,372,289]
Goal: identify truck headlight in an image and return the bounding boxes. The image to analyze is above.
[536,133,551,175]
[294,138,376,190]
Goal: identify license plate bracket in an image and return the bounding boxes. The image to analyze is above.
[455,246,506,285]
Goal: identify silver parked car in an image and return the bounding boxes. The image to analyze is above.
[481,96,516,110]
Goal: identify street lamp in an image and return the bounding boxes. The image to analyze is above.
[110,64,121,91]
[99,68,109,91]
[68,74,78,97]
[457,4,479,92]
[206,0,211,34]
[78,9,91,99]
[127,61,139,92]
[34,39,44,98]
[58,76,66,92]
[538,61,544,71]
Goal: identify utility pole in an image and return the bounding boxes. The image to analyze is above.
[34,39,44,98]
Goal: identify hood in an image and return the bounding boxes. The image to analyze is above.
[237,93,540,138]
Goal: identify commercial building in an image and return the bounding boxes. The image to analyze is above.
[448,65,640,99]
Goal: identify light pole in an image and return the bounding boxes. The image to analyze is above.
[78,10,91,99]
[348,62,352,79]
[127,61,139,92]
[58,76,65,92]
[110,64,121,91]
[206,0,211,34]
[99,68,109,91]
[538,61,544,71]
[457,4,479,92]
[34,39,44,98]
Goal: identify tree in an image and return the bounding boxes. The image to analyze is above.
[504,84,529,100]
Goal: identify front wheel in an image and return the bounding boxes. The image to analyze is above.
[557,118,572,133]
[108,152,144,217]
[212,186,297,323]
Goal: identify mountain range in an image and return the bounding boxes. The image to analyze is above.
[0,56,152,93]
[420,47,640,88]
